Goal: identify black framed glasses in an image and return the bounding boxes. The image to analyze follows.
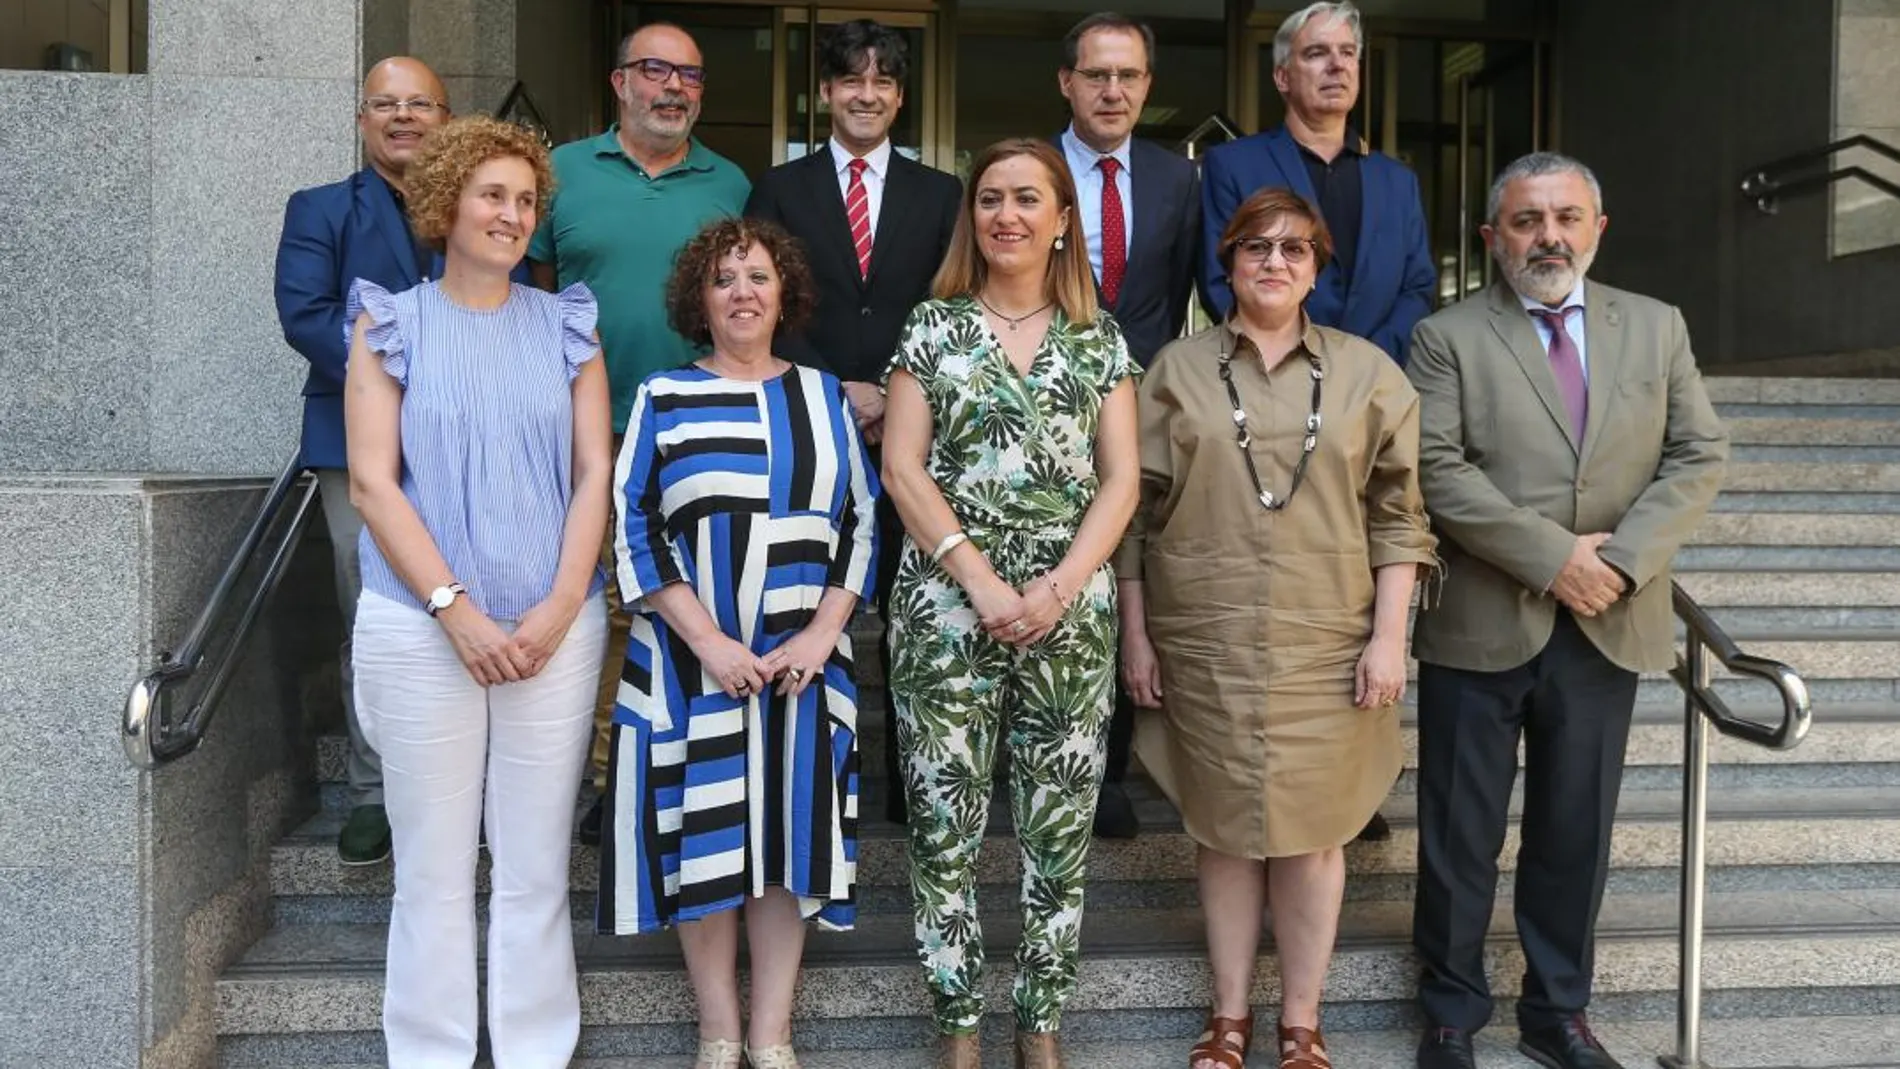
[618,57,707,88]
[1231,236,1318,266]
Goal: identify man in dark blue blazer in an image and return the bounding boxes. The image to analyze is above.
[1198,1,1435,367]
[1054,13,1200,839]
[272,57,453,867]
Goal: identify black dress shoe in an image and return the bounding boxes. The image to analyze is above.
[1518,1015,1625,1069]
[578,796,604,847]
[1355,812,1392,842]
[1092,782,1140,839]
[1416,1026,1476,1069]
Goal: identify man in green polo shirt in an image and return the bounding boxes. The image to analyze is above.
[529,21,749,842]
[531,21,749,423]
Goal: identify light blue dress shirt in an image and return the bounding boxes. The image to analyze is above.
[1519,278,1590,382]
[1060,125,1134,284]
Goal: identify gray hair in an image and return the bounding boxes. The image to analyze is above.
[1273,2,1363,70]
[1486,152,1604,224]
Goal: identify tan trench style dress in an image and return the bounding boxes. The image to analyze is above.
[1117,320,1438,858]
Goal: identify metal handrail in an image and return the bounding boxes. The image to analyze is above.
[1660,581,1812,1069]
[122,456,321,769]
[1739,134,1900,215]
[495,80,553,147]
[1178,113,1245,160]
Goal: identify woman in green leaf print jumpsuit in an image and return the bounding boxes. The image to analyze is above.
[880,139,1140,1069]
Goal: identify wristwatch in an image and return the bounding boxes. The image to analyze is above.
[425,582,467,617]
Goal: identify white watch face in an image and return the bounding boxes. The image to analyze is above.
[430,586,456,609]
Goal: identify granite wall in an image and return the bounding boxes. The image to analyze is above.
[1834,0,1900,257]
[0,477,333,1068]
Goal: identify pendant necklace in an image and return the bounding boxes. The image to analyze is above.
[1218,328,1324,511]
[977,295,1053,332]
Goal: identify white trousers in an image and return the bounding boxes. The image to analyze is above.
[353,590,607,1069]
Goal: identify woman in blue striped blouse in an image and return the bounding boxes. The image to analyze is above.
[343,116,612,1069]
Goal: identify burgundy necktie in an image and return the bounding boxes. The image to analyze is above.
[1098,156,1126,307]
[1531,306,1587,439]
[845,158,872,280]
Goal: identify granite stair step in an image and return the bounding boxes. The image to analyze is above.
[215,889,1900,1039]
[1676,570,1900,606]
[1721,411,1900,445]
[273,784,1900,898]
[1688,512,1900,547]
[1709,490,1900,513]
[227,1012,1900,1068]
[1721,461,1900,493]
[1704,378,1900,405]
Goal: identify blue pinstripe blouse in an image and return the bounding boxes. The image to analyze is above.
[346,278,608,621]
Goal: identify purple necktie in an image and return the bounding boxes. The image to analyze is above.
[1531,307,1587,439]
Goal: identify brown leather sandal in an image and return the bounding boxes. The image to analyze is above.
[1277,1024,1332,1069]
[1189,1011,1255,1068]
[1015,1029,1064,1069]
[936,1032,981,1069]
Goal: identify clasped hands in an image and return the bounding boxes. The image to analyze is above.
[1550,532,1628,618]
[437,595,578,687]
[970,572,1068,647]
[693,623,841,701]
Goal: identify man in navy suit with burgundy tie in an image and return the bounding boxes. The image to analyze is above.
[1054,11,1200,838]
[273,57,456,867]
[1199,1,1435,369]
[744,19,962,825]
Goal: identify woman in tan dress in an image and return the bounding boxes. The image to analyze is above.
[1117,189,1437,1069]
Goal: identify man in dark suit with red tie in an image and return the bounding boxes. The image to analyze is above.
[744,18,961,824]
[1054,11,1200,838]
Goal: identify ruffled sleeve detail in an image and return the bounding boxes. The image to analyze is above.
[345,278,408,386]
[556,282,600,380]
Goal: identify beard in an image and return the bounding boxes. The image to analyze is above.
[1497,238,1598,305]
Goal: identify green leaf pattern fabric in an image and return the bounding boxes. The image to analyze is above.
[884,296,1136,1033]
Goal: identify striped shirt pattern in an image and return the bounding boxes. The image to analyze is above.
[601,365,880,935]
[347,278,606,620]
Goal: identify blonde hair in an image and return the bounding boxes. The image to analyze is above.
[932,139,1099,327]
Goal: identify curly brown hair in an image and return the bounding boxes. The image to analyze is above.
[403,116,554,252]
[666,218,817,347]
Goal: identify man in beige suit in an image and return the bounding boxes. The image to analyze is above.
[1405,153,1728,1069]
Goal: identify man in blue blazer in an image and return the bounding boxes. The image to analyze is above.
[272,57,453,867]
[1055,12,1200,839]
[1198,1,1435,367]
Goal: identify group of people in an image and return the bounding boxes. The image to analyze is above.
[271,3,1730,1069]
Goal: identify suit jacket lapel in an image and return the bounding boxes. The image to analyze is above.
[865,152,910,290]
[1485,282,1580,455]
[1341,138,1379,324]
[802,149,866,292]
[360,169,418,289]
[1577,281,1622,465]
[1125,141,1164,289]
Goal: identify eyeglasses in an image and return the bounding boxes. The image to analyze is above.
[361,97,445,116]
[619,57,707,88]
[1072,67,1149,88]
[1232,236,1318,265]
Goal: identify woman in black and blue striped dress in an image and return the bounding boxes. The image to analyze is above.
[603,217,880,1069]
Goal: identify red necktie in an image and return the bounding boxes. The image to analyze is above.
[1098,156,1126,307]
[1531,306,1588,439]
[845,158,872,280]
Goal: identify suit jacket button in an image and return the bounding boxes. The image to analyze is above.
[861,306,873,317]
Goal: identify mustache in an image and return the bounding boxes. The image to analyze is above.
[652,91,690,110]
[1524,242,1574,268]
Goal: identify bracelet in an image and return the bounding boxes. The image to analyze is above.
[930,530,970,564]
[1046,575,1068,607]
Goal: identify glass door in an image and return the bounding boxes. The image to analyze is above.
[776,7,936,167]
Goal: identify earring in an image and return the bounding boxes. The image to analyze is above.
[1054,236,1066,251]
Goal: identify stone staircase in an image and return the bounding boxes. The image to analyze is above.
[211,379,1900,1068]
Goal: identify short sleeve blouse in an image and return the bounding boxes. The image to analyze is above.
[347,278,605,620]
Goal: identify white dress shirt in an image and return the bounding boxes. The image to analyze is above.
[829,136,893,236]
[1520,277,1590,382]
[1059,125,1135,284]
